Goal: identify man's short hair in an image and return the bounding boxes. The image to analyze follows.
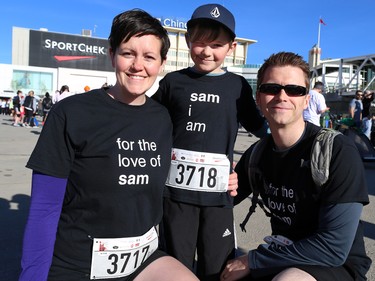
[313,82,324,91]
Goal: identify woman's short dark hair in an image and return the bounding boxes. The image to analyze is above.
[108,9,170,61]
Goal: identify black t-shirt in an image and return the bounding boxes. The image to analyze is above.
[23,95,34,109]
[362,95,374,118]
[153,68,264,207]
[27,89,173,279]
[13,95,20,107]
[236,122,370,277]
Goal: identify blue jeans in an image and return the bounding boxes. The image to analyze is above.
[362,117,372,139]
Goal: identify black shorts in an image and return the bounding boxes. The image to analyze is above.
[248,264,356,281]
[160,198,235,280]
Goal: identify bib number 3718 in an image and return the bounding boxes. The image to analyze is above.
[166,148,229,192]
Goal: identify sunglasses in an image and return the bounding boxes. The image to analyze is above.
[258,83,307,96]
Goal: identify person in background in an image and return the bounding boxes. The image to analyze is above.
[349,90,363,128]
[361,90,374,139]
[371,113,375,146]
[52,89,60,104]
[12,90,23,126]
[303,81,329,126]
[19,93,26,125]
[102,82,109,89]
[152,4,266,280]
[21,90,37,127]
[55,85,73,103]
[5,98,11,115]
[221,52,371,281]
[1,98,7,115]
[19,9,199,281]
[41,92,53,124]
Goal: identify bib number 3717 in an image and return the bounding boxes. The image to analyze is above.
[90,227,158,279]
[166,148,229,192]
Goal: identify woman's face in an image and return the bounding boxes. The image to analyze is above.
[110,34,165,105]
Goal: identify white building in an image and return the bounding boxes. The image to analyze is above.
[0,25,256,98]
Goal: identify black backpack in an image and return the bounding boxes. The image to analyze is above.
[13,96,20,106]
[239,128,341,232]
[42,97,52,110]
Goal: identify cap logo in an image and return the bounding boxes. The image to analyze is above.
[210,7,220,18]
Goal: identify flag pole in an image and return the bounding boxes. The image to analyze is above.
[317,17,321,49]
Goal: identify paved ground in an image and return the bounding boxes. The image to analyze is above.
[0,114,374,280]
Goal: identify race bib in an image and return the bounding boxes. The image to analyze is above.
[166,148,230,192]
[90,227,158,280]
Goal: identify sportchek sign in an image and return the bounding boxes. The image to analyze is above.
[29,30,113,71]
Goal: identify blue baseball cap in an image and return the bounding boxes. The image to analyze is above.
[187,4,236,38]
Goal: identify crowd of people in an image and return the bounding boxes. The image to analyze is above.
[349,89,375,144]
[14,4,372,281]
[5,85,74,128]
[303,79,375,146]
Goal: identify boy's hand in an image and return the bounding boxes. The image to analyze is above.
[227,162,238,197]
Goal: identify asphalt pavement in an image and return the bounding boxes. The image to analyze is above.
[0,114,374,280]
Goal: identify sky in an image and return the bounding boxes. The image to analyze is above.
[1,0,375,65]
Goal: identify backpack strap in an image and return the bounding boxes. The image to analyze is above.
[240,128,341,232]
[240,136,271,232]
[310,128,341,187]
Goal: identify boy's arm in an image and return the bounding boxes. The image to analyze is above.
[233,148,253,205]
[237,80,268,137]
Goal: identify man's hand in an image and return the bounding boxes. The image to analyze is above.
[220,255,250,281]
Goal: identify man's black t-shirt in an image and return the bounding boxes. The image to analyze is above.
[236,122,370,279]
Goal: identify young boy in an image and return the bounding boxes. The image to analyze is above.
[152,4,266,280]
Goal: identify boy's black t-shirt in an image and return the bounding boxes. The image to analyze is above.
[153,68,264,207]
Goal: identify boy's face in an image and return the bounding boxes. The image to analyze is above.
[187,30,236,73]
[256,65,309,128]
[110,34,165,103]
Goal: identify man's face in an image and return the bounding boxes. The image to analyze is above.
[256,65,309,128]
[356,92,363,100]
